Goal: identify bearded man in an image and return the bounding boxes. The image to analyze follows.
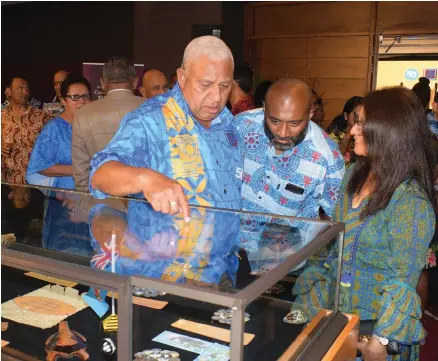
[235,78,345,219]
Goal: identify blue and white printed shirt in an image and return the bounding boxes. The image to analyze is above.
[235,108,345,219]
[90,84,243,211]
[427,112,438,138]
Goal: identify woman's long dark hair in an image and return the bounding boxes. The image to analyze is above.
[348,87,437,218]
[327,96,363,135]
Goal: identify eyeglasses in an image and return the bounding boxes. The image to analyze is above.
[65,94,91,101]
[353,111,364,135]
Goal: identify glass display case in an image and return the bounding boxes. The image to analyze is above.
[1,183,358,361]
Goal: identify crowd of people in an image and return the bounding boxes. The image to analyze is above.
[2,35,438,361]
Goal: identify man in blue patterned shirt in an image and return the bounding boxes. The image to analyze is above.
[90,36,243,218]
[235,78,345,219]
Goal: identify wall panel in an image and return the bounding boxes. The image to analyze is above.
[307,58,369,79]
[307,36,370,58]
[257,38,308,59]
[377,2,438,34]
[308,79,367,100]
[321,99,348,129]
[253,2,374,37]
[259,59,307,81]
[134,2,222,77]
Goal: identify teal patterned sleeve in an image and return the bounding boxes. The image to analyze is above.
[374,186,436,344]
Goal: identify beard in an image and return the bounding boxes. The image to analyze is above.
[264,121,308,151]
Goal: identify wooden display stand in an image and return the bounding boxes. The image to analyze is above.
[278,310,359,361]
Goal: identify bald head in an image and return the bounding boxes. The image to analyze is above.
[265,78,313,112]
[264,79,314,153]
[140,69,169,99]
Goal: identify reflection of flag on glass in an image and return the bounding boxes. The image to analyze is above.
[91,241,119,270]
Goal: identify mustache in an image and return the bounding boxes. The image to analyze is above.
[264,121,308,149]
[271,134,300,142]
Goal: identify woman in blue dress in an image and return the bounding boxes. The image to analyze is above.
[26,74,93,256]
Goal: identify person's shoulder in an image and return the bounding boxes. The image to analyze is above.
[37,116,65,136]
[132,92,171,116]
[394,180,430,200]
[30,106,45,117]
[234,107,264,122]
[75,97,108,116]
[76,94,145,120]
[388,180,435,220]
[234,107,264,132]
[307,121,341,159]
[44,116,65,128]
[127,94,147,107]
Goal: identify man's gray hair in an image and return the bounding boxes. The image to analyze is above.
[181,36,234,69]
[102,56,136,84]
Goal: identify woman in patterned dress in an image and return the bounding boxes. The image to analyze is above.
[293,87,437,361]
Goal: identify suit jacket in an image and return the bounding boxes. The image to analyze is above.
[72,90,145,192]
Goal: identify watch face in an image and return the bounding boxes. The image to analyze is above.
[379,337,389,346]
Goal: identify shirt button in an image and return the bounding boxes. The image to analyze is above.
[224,189,227,194]
[216,160,219,165]
[258,196,262,199]
[267,176,270,179]
[277,184,280,189]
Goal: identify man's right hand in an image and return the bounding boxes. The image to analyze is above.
[141,170,191,221]
[91,161,191,220]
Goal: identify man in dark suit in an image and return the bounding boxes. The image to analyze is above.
[72,56,145,191]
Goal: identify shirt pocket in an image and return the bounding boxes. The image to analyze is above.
[280,179,307,203]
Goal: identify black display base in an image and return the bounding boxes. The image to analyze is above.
[1,266,304,361]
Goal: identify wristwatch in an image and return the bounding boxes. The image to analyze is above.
[373,335,389,346]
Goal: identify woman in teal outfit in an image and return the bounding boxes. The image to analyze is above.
[292,87,437,361]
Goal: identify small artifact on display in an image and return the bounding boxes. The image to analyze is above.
[263,282,286,295]
[101,337,116,356]
[171,319,255,345]
[1,233,16,248]
[211,309,250,324]
[1,322,8,331]
[45,321,89,361]
[133,287,166,298]
[194,343,230,361]
[283,309,308,325]
[153,331,213,354]
[1,285,87,329]
[134,348,180,361]
[103,314,119,332]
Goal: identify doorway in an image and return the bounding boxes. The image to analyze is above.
[375,34,438,106]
